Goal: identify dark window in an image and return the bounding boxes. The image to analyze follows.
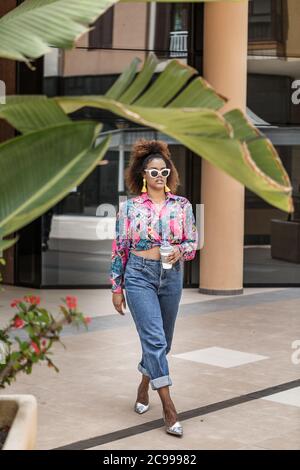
[154,3,189,58]
[154,3,172,55]
[171,3,189,32]
[248,0,283,42]
[89,6,114,49]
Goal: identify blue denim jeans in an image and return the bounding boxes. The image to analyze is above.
[124,251,183,391]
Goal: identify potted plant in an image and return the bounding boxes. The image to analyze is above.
[0,395,37,451]
[0,282,91,450]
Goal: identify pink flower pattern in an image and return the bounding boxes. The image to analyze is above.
[110,191,198,293]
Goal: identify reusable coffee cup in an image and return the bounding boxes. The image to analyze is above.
[159,245,174,269]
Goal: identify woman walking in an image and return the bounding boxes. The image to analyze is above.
[110,139,198,437]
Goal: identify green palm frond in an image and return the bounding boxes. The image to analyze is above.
[0,53,293,254]
[0,0,241,63]
[0,0,118,62]
[54,54,293,213]
[0,118,110,236]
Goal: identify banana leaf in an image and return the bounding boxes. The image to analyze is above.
[0,0,241,63]
[0,120,110,236]
[54,54,293,213]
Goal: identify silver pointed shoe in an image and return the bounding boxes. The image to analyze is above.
[134,401,150,414]
[163,413,183,437]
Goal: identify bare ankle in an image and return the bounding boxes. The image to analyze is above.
[163,398,175,410]
[139,381,149,393]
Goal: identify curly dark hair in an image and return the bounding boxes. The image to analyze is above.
[124,139,180,195]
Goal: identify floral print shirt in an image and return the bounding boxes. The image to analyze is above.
[110,191,198,293]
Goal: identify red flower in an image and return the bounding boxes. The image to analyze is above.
[10,299,22,308]
[41,339,48,353]
[84,316,92,325]
[66,295,78,310]
[13,316,25,329]
[30,341,40,355]
[24,295,41,305]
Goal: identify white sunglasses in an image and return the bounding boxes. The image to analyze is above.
[144,168,171,178]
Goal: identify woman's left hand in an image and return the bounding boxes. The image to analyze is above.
[166,245,182,264]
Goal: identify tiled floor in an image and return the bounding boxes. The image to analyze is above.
[0,284,288,328]
[1,286,300,450]
[263,387,300,408]
[173,347,269,368]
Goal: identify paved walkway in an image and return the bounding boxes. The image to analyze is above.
[1,285,299,450]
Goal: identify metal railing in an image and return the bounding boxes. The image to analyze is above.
[169,31,188,57]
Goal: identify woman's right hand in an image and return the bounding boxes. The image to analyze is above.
[112,291,126,315]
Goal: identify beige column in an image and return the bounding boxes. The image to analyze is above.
[200,0,249,295]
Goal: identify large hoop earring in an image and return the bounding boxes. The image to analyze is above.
[141,177,147,193]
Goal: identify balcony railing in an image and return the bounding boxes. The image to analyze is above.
[169,31,188,57]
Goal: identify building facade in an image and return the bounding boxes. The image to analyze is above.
[1,1,300,290]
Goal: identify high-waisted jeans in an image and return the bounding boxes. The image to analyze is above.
[124,251,183,391]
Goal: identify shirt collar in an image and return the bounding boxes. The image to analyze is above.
[137,191,177,204]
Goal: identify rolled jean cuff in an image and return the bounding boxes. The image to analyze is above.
[138,362,151,377]
[150,375,172,391]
